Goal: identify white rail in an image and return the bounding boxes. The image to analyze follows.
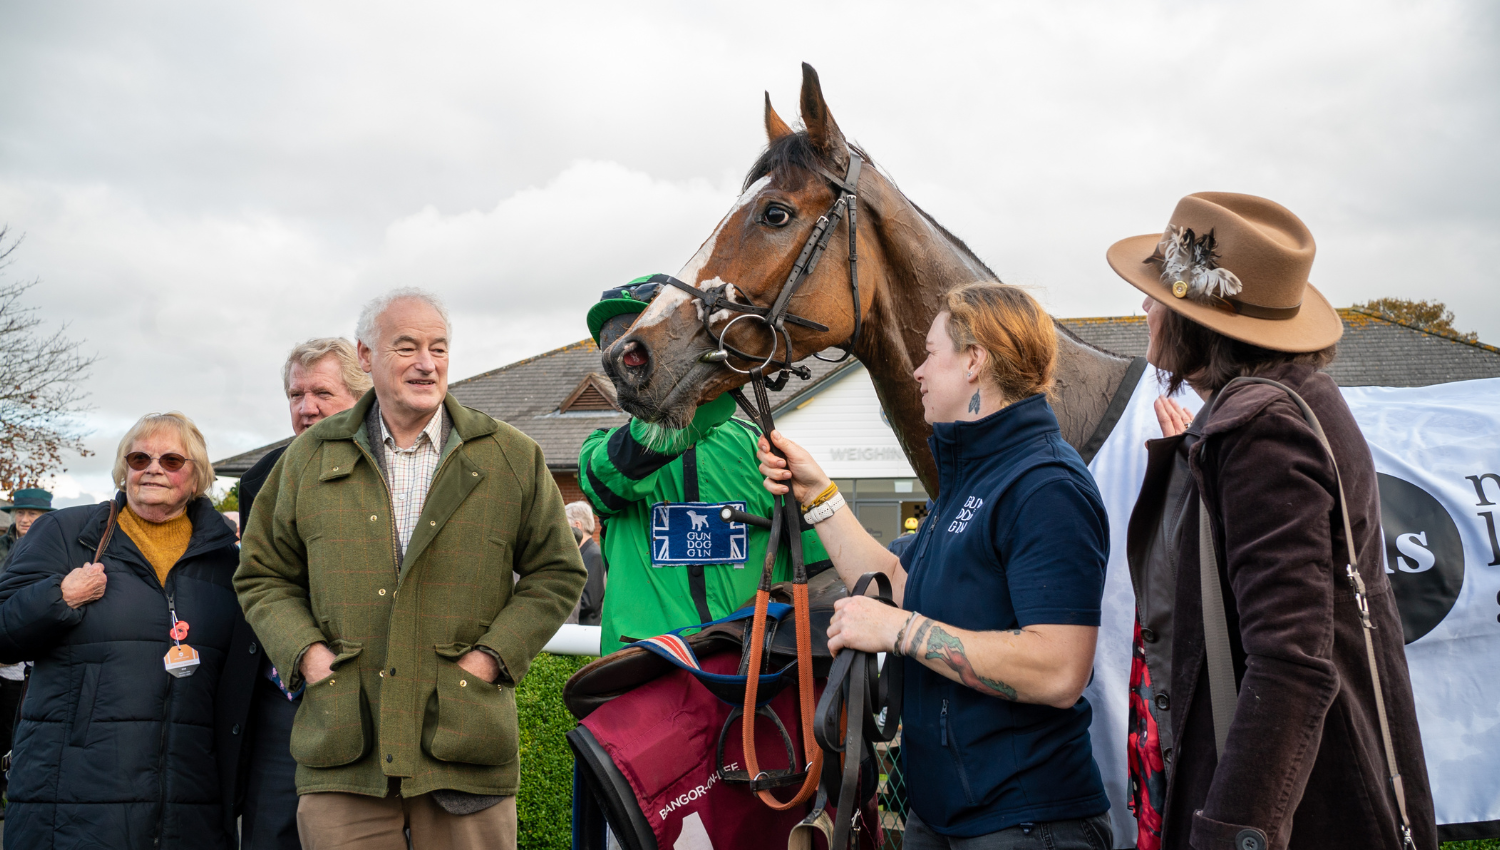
[542,624,601,657]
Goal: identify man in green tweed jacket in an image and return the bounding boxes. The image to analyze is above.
[236,289,586,850]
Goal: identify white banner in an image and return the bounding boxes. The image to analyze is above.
[1084,371,1500,844]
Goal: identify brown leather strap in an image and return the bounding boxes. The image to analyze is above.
[93,500,120,563]
[1200,377,1415,847]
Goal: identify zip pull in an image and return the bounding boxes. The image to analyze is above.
[941,699,949,746]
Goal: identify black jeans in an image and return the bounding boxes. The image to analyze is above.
[903,809,1113,850]
[240,675,303,850]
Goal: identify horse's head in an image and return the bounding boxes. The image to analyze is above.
[602,64,872,428]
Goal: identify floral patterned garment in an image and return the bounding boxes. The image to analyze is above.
[1127,615,1166,850]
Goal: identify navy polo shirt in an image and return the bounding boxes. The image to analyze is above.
[900,394,1110,836]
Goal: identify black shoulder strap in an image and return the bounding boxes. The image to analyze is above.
[680,447,713,624]
[1078,356,1148,465]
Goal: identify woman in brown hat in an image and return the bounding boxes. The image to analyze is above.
[1109,193,1437,850]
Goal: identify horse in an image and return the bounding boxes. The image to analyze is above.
[601,62,1137,494]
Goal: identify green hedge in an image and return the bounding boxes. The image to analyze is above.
[516,652,594,850]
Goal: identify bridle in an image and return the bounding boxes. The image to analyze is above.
[643,151,865,389]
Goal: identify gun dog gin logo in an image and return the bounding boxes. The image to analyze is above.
[948,496,984,534]
[1377,473,1465,643]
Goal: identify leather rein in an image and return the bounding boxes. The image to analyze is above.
[678,152,897,848]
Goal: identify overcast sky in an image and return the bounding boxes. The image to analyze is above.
[1,0,1496,505]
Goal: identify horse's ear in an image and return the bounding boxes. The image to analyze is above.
[799,62,848,169]
[764,92,794,142]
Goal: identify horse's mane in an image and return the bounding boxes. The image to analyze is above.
[745,132,999,282]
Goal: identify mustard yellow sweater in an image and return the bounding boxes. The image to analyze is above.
[118,506,192,586]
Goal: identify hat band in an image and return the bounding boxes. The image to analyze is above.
[1225,296,1301,320]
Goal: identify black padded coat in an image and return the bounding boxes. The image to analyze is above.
[0,493,257,850]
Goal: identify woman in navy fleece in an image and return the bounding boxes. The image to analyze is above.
[758,282,1112,849]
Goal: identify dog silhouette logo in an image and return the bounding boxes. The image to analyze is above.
[686,511,709,531]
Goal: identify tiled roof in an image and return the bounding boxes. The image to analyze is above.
[212,436,294,479]
[217,312,1498,477]
[1058,309,1500,389]
[214,340,853,476]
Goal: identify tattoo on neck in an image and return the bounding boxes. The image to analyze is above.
[968,391,981,414]
[923,624,1018,701]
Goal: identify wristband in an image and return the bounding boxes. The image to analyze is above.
[802,482,840,513]
[892,612,917,658]
[804,492,846,525]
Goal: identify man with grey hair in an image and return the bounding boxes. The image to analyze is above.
[237,289,585,850]
[564,500,607,626]
[238,336,370,850]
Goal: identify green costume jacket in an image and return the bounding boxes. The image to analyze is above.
[579,394,829,655]
[235,392,586,798]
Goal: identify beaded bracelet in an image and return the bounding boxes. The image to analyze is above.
[892,611,917,658]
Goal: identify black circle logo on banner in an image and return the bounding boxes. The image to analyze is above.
[1377,473,1465,643]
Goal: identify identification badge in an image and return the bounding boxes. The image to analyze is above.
[651,501,748,566]
[163,615,199,677]
[164,644,200,677]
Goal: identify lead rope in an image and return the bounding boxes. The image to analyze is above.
[728,375,823,811]
[1199,378,1416,849]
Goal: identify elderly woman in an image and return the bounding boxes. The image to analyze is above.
[0,412,255,850]
[1111,192,1436,850]
[759,282,1112,849]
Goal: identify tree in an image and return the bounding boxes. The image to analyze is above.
[0,227,97,493]
[1352,297,1479,343]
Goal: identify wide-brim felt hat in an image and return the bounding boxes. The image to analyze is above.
[1107,191,1343,353]
[4,488,55,512]
[586,274,660,345]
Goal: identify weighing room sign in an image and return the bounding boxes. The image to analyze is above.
[651,501,749,566]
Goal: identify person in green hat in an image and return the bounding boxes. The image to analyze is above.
[0,488,54,571]
[0,487,52,814]
[580,275,830,655]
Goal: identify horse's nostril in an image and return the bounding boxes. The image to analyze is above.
[623,348,648,368]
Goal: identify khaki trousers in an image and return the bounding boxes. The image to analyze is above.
[297,791,517,850]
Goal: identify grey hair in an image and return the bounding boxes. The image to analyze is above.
[564,501,596,534]
[356,288,451,350]
[282,337,372,398]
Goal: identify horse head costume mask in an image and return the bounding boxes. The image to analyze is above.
[602,63,1139,493]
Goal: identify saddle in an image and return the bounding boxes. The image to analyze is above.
[562,566,846,721]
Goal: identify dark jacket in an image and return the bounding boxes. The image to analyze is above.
[1129,364,1437,850]
[0,493,257,850]
[239,445,286,526]
[901,395,1110,836]
[567,531,607,627]
[0,524,18,571]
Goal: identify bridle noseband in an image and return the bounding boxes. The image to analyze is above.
[646,152,864,389]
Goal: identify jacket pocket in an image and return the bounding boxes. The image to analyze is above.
[940,697,978,806]
[290,641,372,768]
[426,643,517,766]
[69,663,101,748]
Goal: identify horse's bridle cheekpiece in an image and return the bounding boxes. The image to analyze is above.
[651,151,865,390]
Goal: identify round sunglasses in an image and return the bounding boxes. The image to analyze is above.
[125,452,194,472]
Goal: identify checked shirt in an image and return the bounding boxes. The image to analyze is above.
[379,404,445,555]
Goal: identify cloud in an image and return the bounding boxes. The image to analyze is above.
[0,0,1494,495]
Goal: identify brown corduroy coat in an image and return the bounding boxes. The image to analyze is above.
[235,391,586,798]
[1129,364,1437,850]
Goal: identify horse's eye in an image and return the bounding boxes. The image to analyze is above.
[762,205,792,227]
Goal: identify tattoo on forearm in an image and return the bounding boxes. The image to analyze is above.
[905,617,934,657]
[968,391,981,414]
[924,625,1018,700]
